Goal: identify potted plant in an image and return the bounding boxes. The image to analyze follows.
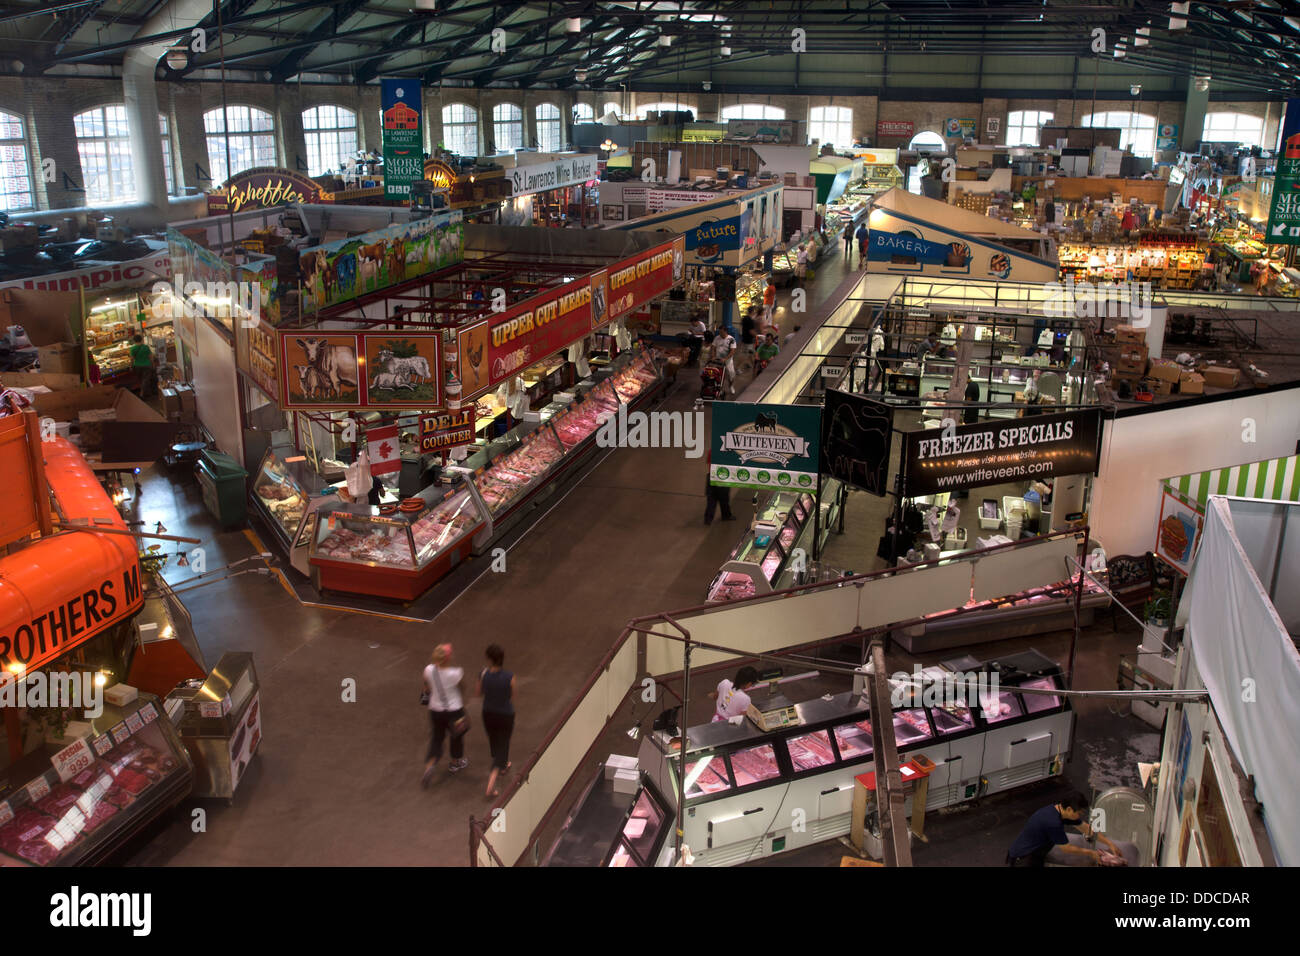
[1144,590,1172,628]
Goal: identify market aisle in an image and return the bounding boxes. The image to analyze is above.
[123,246,863,866]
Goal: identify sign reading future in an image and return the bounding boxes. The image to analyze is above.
[710,402,822,491]
[902,408,1104,496]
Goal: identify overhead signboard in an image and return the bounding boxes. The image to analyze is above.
[381,78,424,201]
[423,159,458,189]
[876,121,914,139]
[508,154,599,198]
[419,408,477,453]
[710,402,822,492]
[0,247,170,293]
[458,237,682,399]
[205,167,321,215]
[821,389,894,496]
[901,408,1104,496]
[278,331,442,410]
[1266,98,1300,244]
[944,118,977,139]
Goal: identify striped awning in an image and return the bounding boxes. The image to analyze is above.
[1163,455,1300,510]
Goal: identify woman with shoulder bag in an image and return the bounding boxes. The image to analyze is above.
[421,643,470,787]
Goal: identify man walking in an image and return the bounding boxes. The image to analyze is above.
[703,453,735,524]
[855,220,869,269]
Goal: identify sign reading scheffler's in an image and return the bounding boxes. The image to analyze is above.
[901,408,1104,497]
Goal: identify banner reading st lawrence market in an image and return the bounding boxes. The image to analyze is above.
[381,78,423,201]
[902,408,1103,496]
[710,402,822,491]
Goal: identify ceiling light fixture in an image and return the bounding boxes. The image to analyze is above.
[1195,75,1210,92]
[721,45,731,56]
[1131,84,1142,96]
[165,45,188,71]
[566,17,581,34]
[703,81,711,91]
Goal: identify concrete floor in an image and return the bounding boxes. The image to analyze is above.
[116,246,1159,866]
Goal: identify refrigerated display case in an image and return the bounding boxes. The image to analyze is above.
[635,650,1074,865]
[249,447,342,553]
[543,768,674,867]
[473,424,566,517]
[308,478,488,600]
[0,695,192,866]
[165,652,261,800]
[706,490,816,602]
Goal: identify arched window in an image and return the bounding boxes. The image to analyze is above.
[573,103,595,124]
[159,114,176,196]
[492,103,523,153]
[0,110,35,212]
[809,106,852,147]
[535,103,562,152]
[1006,110,1054,147]
[1202,112,1265,148]
[637,101,687,120]
[302,105,358,176]
[909,130,946,152]
[602,102,621,119]
[204,106,276,184]
[1081,111,1157,159]
[721,104,785,121]
[74,106,137,203]
[442,103,478,157]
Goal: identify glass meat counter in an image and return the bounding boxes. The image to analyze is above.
[707,490,817,602]
[308,477,488,600]
[0,695,192,866]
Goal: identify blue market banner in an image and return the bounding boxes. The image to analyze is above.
[685,215,744,263]
[710,402,822,490]
[868,229,973,269]
[381,79,423,201]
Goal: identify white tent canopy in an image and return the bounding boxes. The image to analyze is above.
[1177,496,1300,866]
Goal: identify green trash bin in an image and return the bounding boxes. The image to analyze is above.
[196,449,248,527]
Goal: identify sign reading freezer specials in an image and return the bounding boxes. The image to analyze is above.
[508,154,599,198]
[1266,98,1300,244]
[381,78,423,201]
[419,408,477,453]
[709,402,822,491]
[205,167,321,215]
[0,565,143,674]
[901,408,1104,497]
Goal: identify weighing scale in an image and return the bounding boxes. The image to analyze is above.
[746,694,800,731]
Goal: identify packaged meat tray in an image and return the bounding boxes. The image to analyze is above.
[787,731,836,771]
[729,744,781,786]
[0,808,55,854]
[833,720,873,759]
[892,708,933,745]
[33,784,82,818]
[683,756,732,797]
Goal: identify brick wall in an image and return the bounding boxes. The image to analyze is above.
[0,73,1285,216]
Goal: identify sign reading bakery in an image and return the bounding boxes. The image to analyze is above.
[902,408,1104,497]
[419,408,477,453]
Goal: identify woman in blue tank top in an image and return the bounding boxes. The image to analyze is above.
[477,644,516,799]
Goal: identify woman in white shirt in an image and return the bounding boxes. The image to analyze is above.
[710,666,760,722]
[422,643,469,786]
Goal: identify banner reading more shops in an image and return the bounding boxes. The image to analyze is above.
[710,402,822,491]
[902,408,1104,497]
[381,78,423,201]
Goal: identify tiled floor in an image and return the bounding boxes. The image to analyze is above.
[115,245,1159,866]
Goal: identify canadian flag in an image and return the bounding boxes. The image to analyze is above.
[366,424,402,476]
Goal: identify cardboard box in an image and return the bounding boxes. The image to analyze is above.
[612,767,640,794]
[1150,378,1173,396]
[1114,324,1147,345]
[77,407,117,451]
[33,386,176,464]
[1147,358,1182,384]
[604,754,639,780]
[1200,365,1240,389]
[162,387,181,418]
[37,342,82,375]
[1179,371,1204,395]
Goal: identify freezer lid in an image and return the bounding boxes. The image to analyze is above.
[188,652,259,730]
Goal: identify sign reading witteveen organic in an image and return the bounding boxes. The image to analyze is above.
[709,402,822,491]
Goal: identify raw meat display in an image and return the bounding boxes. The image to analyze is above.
[834,720,873,759]
[0,807,54,854]
[34,784,81,817]
[778,521,798,549]
[1017,677,1061,714]
[979,689,1024,723]
[760,548,783,581]
[729,744,780,786]
[411,491,480,560]
[892,709,933,744]
[313,521,412,567]
[931,703,974,735]
[709,572,756,603]
[80,800,120,833]
[786,731,836,771]
[17,839,60,865]
[608,844,634,867]
[684,757,732,796]
[474,429,566,515]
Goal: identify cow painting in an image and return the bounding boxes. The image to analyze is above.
[293,336,359,404]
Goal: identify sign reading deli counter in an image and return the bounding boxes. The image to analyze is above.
[456,236,684,400]
[0,438,144,673]
[902,409,1104,497]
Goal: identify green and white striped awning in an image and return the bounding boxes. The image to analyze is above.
[1162,455,1300,511]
